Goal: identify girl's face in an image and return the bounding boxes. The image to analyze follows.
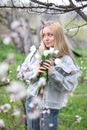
[42,26,55,49]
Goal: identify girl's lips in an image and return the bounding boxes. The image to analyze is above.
[45,42,50,45]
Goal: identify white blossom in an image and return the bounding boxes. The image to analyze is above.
[9,70,12,73]
[3,103,11,109]
[75,115,81,123]
[6,81,27,101]
[7,53,15,61]
[29,96,42,109]
[11,20,20,30]
[10,99,15,103]
[2,77,10,83]
[30,45,36,52]
[12,107,21,117]
[33,96,42,105]
[3,36,11,45]
[0,119,5,128]
[28,96,42,119]
[11,32,18,39]
[27,109,40,119]
[0,104,11,113]
[0,63,9,78]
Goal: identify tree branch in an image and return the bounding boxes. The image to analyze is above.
[0,0,87,21]
[0,82,10,87]
[69,0,87,21]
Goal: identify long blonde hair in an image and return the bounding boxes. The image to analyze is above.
[39,21,74,60]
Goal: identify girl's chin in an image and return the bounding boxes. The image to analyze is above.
[45,46,50,49]
[45,45,54,49]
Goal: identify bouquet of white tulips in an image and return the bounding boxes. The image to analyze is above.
[37,47,60,95]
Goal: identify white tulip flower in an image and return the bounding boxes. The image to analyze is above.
[49,47,54,54]
[43,50,49,56]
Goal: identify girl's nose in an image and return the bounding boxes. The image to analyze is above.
[45,35,49,40]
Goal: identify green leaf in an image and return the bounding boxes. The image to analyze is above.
[41,55,46,61]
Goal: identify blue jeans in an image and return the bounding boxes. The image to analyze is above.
[26,96,59,130]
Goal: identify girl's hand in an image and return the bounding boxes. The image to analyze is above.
[37,59,54,77]
[42,59,54,70]
[37,65,47,77]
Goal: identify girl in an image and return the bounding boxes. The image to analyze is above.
[17,21,80,130]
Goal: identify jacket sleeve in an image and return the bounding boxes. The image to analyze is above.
[48,56,80,92]
[17,52,38,83]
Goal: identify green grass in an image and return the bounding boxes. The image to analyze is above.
[0,40,87,130]
[58,81,87,130]
[59,93,87,130]
[75,48,87,56]
[0,40,26,129]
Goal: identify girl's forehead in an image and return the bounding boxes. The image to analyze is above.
[43,26,51,30]
[42,27,54,35]
[42,26,53,32]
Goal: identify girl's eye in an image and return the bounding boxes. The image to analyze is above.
[42,33,53,38]
[48,33,53,37]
